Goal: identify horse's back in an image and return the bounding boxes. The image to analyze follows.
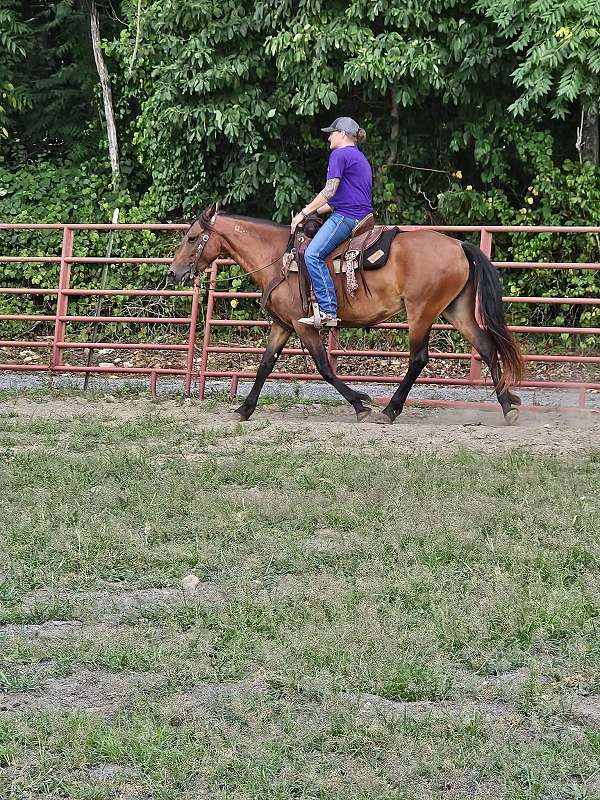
[389,229,469,295]
[336,229,469,325]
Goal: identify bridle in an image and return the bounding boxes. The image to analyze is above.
[181,207,305,286]
[187,209,218,279]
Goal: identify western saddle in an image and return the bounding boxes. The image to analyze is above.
[261,214,399,312]
[285,213,398,295]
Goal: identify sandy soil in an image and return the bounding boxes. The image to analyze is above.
[1,396,599,456]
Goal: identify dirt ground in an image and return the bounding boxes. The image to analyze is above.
[1,394,599,456]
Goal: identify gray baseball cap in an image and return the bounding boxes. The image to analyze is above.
[321,116,360,136]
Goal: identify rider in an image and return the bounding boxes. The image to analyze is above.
[291,117,373,328]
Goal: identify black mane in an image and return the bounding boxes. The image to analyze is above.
[197,210,286,231]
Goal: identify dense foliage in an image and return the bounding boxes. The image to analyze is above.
[1,0,599,343]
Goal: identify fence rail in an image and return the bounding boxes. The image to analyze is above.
[0,223,599,409]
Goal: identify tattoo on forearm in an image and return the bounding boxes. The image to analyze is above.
[321,178,340,200]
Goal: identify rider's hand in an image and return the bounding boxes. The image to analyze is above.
[290,212,305,233]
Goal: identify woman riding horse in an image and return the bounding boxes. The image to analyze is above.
[291,116,372,328]
[168,159,523,426]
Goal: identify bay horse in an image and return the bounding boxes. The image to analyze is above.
[168,204,523,424]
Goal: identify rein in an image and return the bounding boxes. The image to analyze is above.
[189,213,294,286]
[201,252,288,286]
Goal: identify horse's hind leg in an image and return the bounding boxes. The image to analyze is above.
[293,323,372,421]
[234,320,291,421]
[443,287,521,423]
[375,317,432,424]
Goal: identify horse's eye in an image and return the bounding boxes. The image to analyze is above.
[188,234,198,243]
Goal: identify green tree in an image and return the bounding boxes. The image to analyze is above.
[2,0,600,343]
[476,0,600,162]
[106,0,313,218]
[0,0,31,141]
[477,0,600,118]
[2,1,122,159]
[108,0,530,220]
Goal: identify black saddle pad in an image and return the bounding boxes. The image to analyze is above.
[362,228,400,271]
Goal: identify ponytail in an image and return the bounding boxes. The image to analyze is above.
[357,128,367,143]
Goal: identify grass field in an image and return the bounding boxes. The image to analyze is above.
[0,398,599,799]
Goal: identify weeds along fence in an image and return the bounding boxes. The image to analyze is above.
[0,223,599,407]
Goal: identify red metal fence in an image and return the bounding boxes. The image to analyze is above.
[1,223,599,408]
[0,223,196,396]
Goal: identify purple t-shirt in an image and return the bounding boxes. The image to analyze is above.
[326,145,373,220]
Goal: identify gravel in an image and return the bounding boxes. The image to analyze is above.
[0,370,597,409]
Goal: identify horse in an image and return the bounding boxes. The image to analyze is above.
[168,203,523,424]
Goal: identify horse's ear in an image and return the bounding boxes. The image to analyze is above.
[210,200,220,224]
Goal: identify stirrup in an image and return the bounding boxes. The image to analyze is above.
[298,303,338,329]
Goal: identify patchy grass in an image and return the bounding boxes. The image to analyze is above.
[0,384,157,403]
[0,409,599,798]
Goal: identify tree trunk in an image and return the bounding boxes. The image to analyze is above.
[578,106,599,165]
[387,89,400,166]
[129,0,143,73]
[90,0,120,186]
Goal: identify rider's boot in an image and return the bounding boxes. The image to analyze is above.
[298,303,338,329]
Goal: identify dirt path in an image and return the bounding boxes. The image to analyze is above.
[1,395,599,455]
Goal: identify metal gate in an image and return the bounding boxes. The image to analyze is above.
[1,223,599,408]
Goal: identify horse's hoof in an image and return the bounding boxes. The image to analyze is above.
[233,409,251,422]
[504,407,519,426]
[356,408,372,423]
[372,412,394,425]
[355,391,373,404]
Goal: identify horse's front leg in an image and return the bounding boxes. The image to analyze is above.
[233,320,291,421]
[293,323,372,422]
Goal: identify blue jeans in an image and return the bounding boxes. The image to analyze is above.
[303,212,358,315]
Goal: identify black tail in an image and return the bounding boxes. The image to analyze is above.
[462,241,524,392]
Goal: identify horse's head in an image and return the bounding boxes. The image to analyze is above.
[168,202,223,283]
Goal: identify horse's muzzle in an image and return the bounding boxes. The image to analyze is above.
[167,267,191,283]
